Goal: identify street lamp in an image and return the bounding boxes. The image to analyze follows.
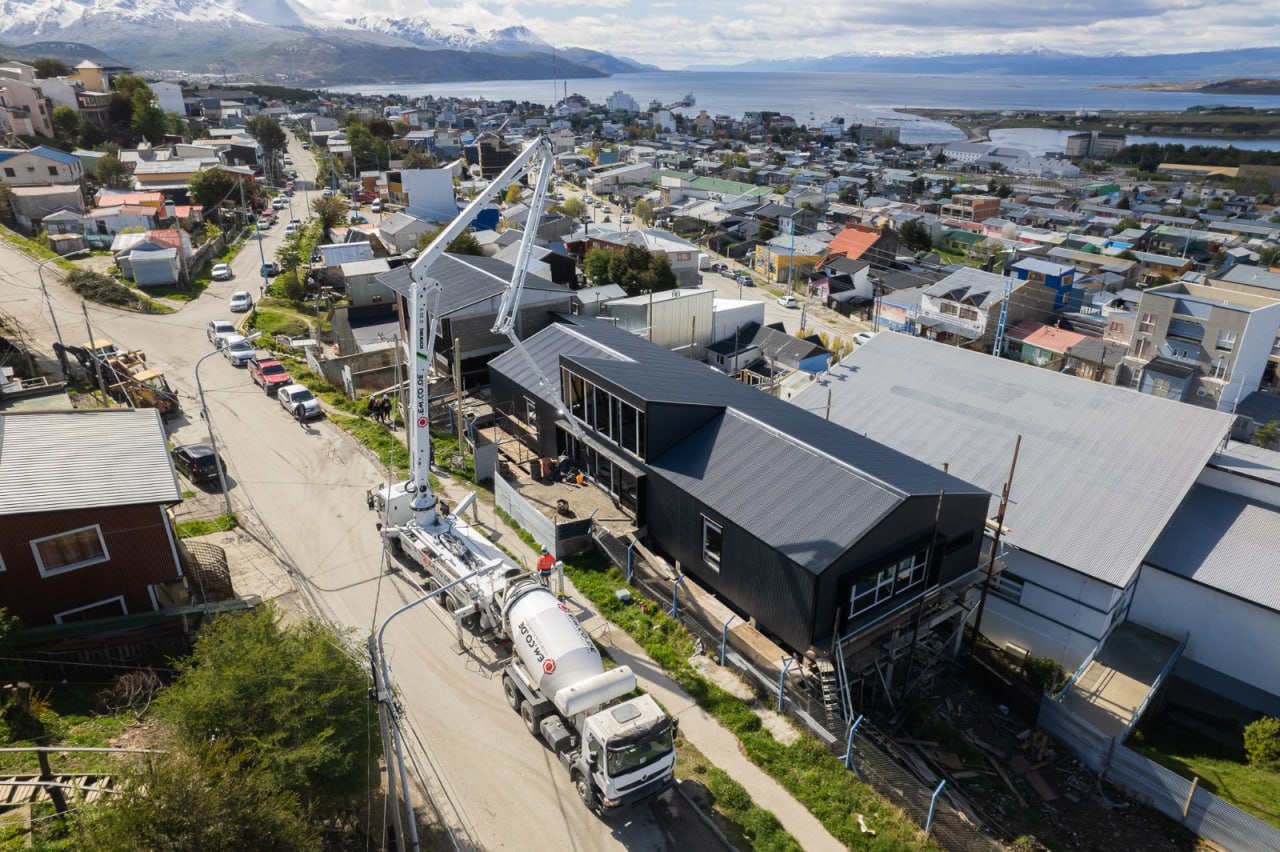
[194,332,261,517]
[37,249,90,378]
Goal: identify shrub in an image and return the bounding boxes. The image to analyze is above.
[1244,717,1280,767]
[64,269,166,313]
[1023,656,1066,695]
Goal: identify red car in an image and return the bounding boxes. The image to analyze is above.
[356,192,377,203]
[247,357,293,394]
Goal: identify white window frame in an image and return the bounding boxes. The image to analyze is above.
[30,524,110,577]
[1216,328,1237,352]
[701,516,723,572]
[894,550,928,593]
[991,572,1025,605]
[53,595,127,624]
[851,566,895,614]
[1138,312,1156,334]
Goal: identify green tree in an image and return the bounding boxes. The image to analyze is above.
[1116,195,1131,210]
[157,604,377,801]
[275,232,303,273]
[1260,246,1279,268]
[400,147,439,170]
[0,185,11,223]
[634,199,656,225]
[1114,216,1141,232]
[50,104,82,143]
[95,154,132,190]
[312,195,349,230]
[32,57,70,78]
[758,222,776,243]
[188,168,240,213]
[582,244,676,296]
[899,218,932,252]
[997,183,1011,199]
[246,115,288,174]
[414,227,485,256]
[1208,197,1225,210]
[1244,717,1280,767]
[344,121,390,174]
[1254,420,1280,449]
[505,183,524,204]
[559,197,585,219]
[130,86,168,145]
[71,743,318,852]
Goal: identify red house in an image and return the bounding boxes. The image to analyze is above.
[0,409,185,626]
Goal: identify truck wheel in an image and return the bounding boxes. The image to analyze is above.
[502,674,522,712]
[574,773,598,812]
[520,701,542,736]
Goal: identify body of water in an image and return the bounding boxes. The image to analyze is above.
[989,127,1280,155]
[337,70,1280,146]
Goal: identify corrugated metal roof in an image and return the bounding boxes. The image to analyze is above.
[1207,440,1280,487]
[0,409,181,515]
[648,411,902,573]
[792,333,1231,588]
[1145,486,1280,613]
[377,254,567,317]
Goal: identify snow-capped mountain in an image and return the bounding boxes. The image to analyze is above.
[342,16,552,55]
[0,0,311,38]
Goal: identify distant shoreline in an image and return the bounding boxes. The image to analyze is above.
[900,107,1280,142]
[1099,78,1280,96]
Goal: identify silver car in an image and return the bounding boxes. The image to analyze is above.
[221,335,256,366]
[277,383,321,419]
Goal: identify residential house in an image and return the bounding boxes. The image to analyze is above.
[570,228,703,288]
[1129,250,1194,286]
[940,194,1001,222]
[1003,320,1088,368]
[754,234,827,285]
[377,210,437,256]
[603,287,714,355]
[0,409,185,627]
[1123,281,1280,410]
[1047,246,1138,285]
[114,229,193,287]
[0,62,54,138]
[489,316,990,656]
[1064,337,1128,384]
[0,146,84,187]
[793,333,1231,673]
[7,185,85,232]
[340,259,394,307]
[1010,258,1078,311]
[43,205,158,248]
[705,321,831,377]
[822,223,899,268]
[588,162,653,195]
[916,267,1062,351]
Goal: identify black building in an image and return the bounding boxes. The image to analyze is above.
[490,316,990,654]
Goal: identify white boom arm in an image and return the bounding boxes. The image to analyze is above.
[402,136,557,529]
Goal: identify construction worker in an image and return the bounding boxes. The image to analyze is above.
[536,548,556,586]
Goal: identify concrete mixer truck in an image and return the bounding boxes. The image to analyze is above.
[500,577,676,813]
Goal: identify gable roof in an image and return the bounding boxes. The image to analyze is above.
[0,409,181,515]
[824,224,882,262]
[26,146,81,167]
[377,253,567,317]
[791,333,1232,588]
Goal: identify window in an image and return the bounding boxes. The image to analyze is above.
[701,517,723,571]
[851,566,895,614]
[54,596,127,624]
[1132,337,1151,359]
[939,302,959,317]
[1210,358,1230,380]
[894,550,928,592]
[1148,376,1175,399]
[1216,329,1238,352]
[1138,312,1156,334]
[2,167,13,178]
[958,306,980,322]
[524,397,538,428]
[991,572,1024,604]
[48,166,58,176]
[31,525,109,577]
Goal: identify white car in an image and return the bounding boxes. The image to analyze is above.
[221,335,256,366]
[229,291,253,313]
[211,263,233,281]
[272,197,287,210]
[284,222,300,236]
[620,215,633,224]
[854,331,877,346]
[207,320,237,348]
[371,199,383,213]
[777,294,798,309]
[277,384,321,419]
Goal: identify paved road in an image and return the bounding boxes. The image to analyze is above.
[0,131,728,850]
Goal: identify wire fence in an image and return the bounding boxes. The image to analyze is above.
[592,527,1002,850]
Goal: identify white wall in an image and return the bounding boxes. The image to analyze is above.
[401,167,457,221]
[151,82,185,117]
[1197,466,1280,506]
[711,299,765,344]
[1130,565,1280,709]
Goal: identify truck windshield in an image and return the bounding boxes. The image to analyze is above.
[606,729,673,778]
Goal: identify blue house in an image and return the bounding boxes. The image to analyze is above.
[1011,258,1078,311]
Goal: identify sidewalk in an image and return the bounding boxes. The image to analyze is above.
[436,475,848,852]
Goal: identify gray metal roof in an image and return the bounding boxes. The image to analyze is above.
[648,410,902,573]
[792,333,1232,588]
[1207,440,1280,488]
[1215,265,1280,292]
[377,254,567,317]
[924,267,1010,310]
[0,409,181,516]
[489,322,629,404]
[1144,486,1280,613]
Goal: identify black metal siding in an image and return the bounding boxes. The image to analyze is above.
[813,492,990,645]
[489,370,560,457]
[644,402,722,461]
[646,470,818,652]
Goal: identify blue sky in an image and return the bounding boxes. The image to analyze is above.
[309,0,1280,68]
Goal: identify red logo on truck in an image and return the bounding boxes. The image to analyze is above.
[543,659,556,675]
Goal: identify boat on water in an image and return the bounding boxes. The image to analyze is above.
[675,92,695,107]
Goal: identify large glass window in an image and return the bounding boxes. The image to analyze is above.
[851,567,895,613]
[1216,329,1237,352]
[894,550,928,592]
[31,525,109,577]
[561,369,647,459]
[702,517,723,571]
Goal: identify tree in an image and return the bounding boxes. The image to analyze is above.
[246,115,288,173]
[1114,216,1141,232]
[157,604,377,801]
[0,184,11,223]
[1254,420,1280,449]
[130,86,168,145]
[275,232,303,273]
[634,199,656,226]
[1244,717,1280,767]
[50,104,82,142]
[997,183,1011,199]
[559,197,585,219]
[899,218,932,252]
[415,227,484,256]
[70,743,318,852]
[758,222,776,243]
[32,57,70,79]
[1260,246,1279,268]
[312,196,349,230]
[505,183,524,204]
[1116,195,1131,210]
[95,154,133,190]
[400,147,439,170]
[581,245,676,296]
[188,168,240,213]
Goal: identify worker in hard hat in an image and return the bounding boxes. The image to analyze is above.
[536,547,556,586]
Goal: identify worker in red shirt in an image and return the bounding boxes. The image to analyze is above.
[536,548,556,586]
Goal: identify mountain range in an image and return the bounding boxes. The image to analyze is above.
[688,46,1280,79]
[0,0,658,84]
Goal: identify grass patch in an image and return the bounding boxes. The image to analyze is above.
[1131,723,1280,829]
[677,740,800,851]
[559,552,934,850]
[175,513,238,539]
[331,413,409,476]
[0,227,75,271]
[0,688,135,776]
[64,269,172,315]
[248,306,311,339]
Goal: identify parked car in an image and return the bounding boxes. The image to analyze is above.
[171,443,225,485]
[221,335,256,366]
[207,319,237,348]
[248,356,292,393]
[737,273,755,288]
[777,294,798,308]
[277,384,321,419]
[272,197,287,210]
[284,222,300,236]
[321,188,333,198]
[371,199,383,213]
[229,291,253,313]
[620,214,633,224]
[261,262,280,277]
[211,263,233,281]
[356,192,376,203]
[854,331,877,345]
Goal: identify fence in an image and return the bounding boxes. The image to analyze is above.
[494,472,593,560]
[591,526,1001,851]
[1039,694,1280,851]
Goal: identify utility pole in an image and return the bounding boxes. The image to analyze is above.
[970,435,1021,655]
[81,302,110,406]
[453,336,465,454]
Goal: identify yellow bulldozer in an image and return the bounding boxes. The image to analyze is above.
[77,339,182,418]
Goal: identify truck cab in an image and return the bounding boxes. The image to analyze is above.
[576,695,676,811]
